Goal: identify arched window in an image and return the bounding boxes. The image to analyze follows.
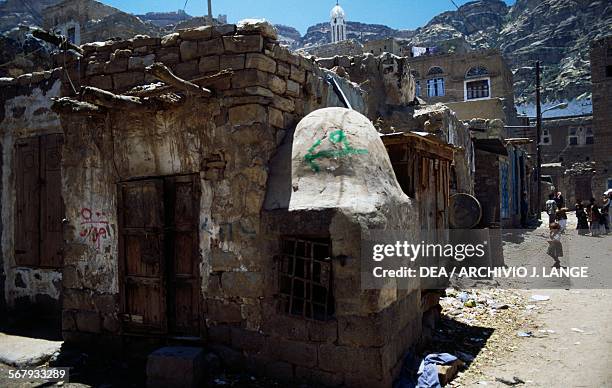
[466,66,489,78]
[464,65,490,100]
[427,66,444,76]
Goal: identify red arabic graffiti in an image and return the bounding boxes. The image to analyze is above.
[79,208,110,250]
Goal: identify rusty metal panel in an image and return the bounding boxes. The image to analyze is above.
[40,134,64,268]
[14,137,40,266]
[278,237,333,321]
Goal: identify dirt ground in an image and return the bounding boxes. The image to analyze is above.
[1,213,610,388]
[450,213,612,387]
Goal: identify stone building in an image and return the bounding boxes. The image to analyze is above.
[301,39,364,58]
[405,49,516,124]
[330,2,347,43]
[363,38,407,57]
[0,21,473,387]
[42,0,159,45]
[591,36,612,195]
[537,114,595,204]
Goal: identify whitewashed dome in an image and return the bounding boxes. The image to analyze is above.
[330,4,345,19]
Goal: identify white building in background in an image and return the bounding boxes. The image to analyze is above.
[330,2,346,43]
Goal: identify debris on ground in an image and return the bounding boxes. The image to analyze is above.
[436,288,537,387]
[530,294,550,302]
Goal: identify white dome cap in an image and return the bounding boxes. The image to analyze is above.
[330,4,345,19]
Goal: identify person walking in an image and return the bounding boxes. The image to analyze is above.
[547,222,563,268]
[591,201,601,237]
[545,193,558,225]
[600,194,609,235]
[556,207,568,233]
[554,191,565,209]
[576,202,589,235]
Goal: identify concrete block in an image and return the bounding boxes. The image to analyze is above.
[146,347,204,388]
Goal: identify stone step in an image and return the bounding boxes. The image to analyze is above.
[146,346,204,388]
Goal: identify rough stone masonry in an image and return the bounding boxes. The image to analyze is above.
[0,20,450,387]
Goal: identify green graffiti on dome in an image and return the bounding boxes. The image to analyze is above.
[304,129,368,172]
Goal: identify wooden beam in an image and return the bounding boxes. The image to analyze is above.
[127,69,233,98]
[145,63,212,96]
[31,28,83,54]
[80,86,145,110]
[51,97,104,115]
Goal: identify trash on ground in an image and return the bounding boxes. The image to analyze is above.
[530,294,550,301]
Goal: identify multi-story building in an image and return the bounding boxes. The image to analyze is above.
[591,36,612,195]
[406,49,516,124]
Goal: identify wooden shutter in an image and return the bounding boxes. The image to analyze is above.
[15,138,40,266]
[118,179,167,334]
[165,175,201,336]
[40,134,64,268]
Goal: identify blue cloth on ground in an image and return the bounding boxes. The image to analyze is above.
[394,352,458,388]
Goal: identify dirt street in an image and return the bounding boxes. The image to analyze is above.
[456,213,612,387]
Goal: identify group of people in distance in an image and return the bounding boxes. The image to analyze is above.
[545,191,611,236]
[544,191,611,266]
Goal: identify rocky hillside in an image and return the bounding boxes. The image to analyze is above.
[280,0,612,110]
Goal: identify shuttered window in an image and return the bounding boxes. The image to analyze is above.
[14,134,64,268]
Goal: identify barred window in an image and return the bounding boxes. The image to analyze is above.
[465,79,490,100]
[277,237,334,321]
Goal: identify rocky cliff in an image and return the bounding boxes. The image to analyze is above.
[281,0,612,111]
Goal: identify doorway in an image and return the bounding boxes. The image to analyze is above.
[118,175,201,337]
[574,175,593,204]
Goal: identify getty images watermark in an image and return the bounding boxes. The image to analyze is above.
[361,229,610,290]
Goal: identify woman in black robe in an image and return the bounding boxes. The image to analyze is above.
[575,203,589,235]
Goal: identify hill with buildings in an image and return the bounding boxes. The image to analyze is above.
[279,0,612,113]
[0,0,610,112]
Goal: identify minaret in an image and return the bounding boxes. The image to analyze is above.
[330,1,346,43]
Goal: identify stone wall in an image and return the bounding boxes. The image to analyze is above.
[315,54,475,196]
[591,36,612,195]
[0,70,64,316]
[541,115,593,166]
[302,39,364,58]
[50,22,431,386]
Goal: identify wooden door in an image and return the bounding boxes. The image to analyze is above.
[165,175,201,336]
[14,138,40,266]
[118,180,167,334]
[118,175,201,336]
[574,176,592,204]
[40,134,64,268]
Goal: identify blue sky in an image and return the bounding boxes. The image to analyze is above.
[104,0,516,34]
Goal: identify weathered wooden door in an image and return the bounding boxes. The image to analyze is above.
[574,176,593,203]
[119,180,166,334]
[118,176,200,336]
[165,175,201,336]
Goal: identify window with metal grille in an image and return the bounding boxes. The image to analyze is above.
[277,237,334,321]
[465,79,490,100]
